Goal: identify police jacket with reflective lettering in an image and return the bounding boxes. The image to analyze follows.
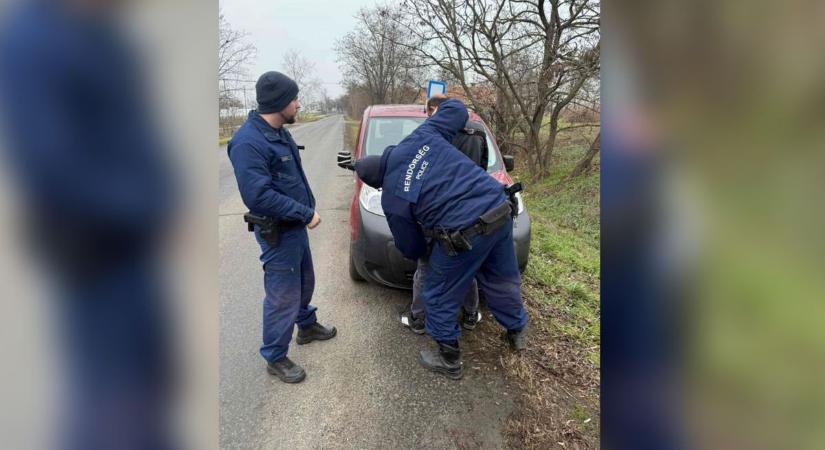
[378,99,507,260]
[227,111,316,225]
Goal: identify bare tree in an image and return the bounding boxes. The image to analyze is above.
[335,6,426,105]
[393,0,600,178]
[218,11,257,138]
[282,49,314,88]
[218,11,256,82]
[219,91,243,110]
[282,49,324,110]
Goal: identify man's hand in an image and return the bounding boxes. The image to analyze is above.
[308,211,321,229]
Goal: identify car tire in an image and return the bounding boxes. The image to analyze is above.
[349,246,365,282]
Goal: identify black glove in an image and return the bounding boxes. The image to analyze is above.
[337,152,355,171]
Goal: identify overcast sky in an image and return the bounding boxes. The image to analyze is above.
[220,0,382,99]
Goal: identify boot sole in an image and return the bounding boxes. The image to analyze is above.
[418,356,463,380]
[296,327,337,345]
[266,365,306,383]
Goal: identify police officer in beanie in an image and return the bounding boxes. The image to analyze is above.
[228,71,337,383]
[354,99,528,380]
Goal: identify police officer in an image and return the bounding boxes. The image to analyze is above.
[355,99,527,380]
[401,94,488,333]
[228,71,337,383]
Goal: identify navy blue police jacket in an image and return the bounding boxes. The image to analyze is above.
[228,110,316,229]
[377,99,508,260]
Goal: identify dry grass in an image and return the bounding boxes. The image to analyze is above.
[344,118,360,151]
[497,135,600,449]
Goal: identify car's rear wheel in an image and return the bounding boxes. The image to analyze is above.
[349,243,365,282]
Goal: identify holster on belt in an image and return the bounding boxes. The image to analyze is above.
[243,212,280,247]
[436,228,459,257]
[431,202,513,257]
[503,182,523,219]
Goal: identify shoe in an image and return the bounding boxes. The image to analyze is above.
[419,342,463,380]
[266,357,306,383]
[504,327,527,351]
[296,322,337,345]
[400,310,426,334]
[461,311,482,330]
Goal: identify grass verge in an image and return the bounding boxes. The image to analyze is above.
[501,142,600,449]
[344,117,360,151]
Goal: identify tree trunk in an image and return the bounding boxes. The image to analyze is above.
[568,132,601,178]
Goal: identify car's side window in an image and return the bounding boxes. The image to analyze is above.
[485,132,500,172]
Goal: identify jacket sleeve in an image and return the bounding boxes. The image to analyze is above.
[228,142,314,223]
[387,212,427,260]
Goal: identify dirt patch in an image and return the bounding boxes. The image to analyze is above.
[447,427,484,449]
[465,295,600,449]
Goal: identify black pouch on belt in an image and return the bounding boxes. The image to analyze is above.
[478,202,512,233]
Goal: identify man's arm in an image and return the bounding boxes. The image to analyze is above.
[387,213,428,260]
[228,142,314,223]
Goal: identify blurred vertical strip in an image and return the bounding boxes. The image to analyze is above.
[603,1,825,449]
[0,1,218,449]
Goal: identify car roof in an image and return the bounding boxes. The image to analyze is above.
[365,104,484,122]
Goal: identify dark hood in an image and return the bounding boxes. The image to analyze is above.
[424,98,469,142]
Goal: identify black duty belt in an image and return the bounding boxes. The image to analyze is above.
[426,201,513,256]
[243,212,304,247]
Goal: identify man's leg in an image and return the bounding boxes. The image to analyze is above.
[422,246,480,343]
[419,241,488,379]
[294,235,337,344]
[475,224,528,349]
[401,258,428,333]
[295,232,317,329]
[411,258,428,319]
[260,259,303,364]
[461,278,482,330]
[259,252,307,382]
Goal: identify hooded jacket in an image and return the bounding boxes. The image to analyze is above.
[357,99,506,260]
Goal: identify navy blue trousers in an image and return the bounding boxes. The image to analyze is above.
[259,228,317,362]
[422,219,528,343]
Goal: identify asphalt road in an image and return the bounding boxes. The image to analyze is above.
[219,115,515,449]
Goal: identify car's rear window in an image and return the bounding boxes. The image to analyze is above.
[363,117,503,172]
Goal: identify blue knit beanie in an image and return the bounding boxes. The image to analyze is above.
[256,71,299,113]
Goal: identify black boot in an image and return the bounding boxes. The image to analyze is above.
[504,326,527,351]
[419,341,463,380]
[296,322,337,345]
[267,357,306,383]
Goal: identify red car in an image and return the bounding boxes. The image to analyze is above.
[340,104,531,288]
